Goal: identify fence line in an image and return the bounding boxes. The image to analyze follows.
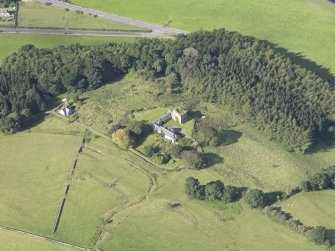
[0,224,88,250]
[51,130,87,238]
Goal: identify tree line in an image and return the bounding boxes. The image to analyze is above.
[0,29,334,152]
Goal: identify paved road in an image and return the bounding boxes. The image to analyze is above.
[35,0,188,35]
[0,27,163,37]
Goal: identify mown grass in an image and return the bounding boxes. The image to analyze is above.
[0,34,134,62]
[71,0,335,77]
[279,190,335,229]
[0,115,84,236]
[55,137,150,247]
[0,227,79,251]
[18,2,147,31]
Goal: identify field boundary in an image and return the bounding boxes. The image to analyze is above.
[51,129,88,238]
[0,224,87,250]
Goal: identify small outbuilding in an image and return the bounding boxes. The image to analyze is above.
[58,106,74,116]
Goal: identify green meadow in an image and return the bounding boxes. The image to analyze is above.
[279,190,335,229]
[0,116,84,235]
[18,2,147,31]
[55,137,150,247]
[71,0,335,77]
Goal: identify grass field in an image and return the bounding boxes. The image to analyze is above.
[71,0,335,78]
[55,137,150,247]
[0,116,84,235]
[279,190,335,229]
[0,34,134,62]
[0,228,79,251]
[99,168,323,251]
[18,2,147,31]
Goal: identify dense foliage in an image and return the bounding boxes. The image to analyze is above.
[300,166,335,191]
[244,189,266,208]
[185,177,241,203]
[0,0,18,7]
[0,29,334,153]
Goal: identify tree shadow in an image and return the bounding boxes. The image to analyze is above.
[218,130,243,146]
[264,191,284,206]
[261,40,335,87]
[326,229,335,246]
[204,152,224,167]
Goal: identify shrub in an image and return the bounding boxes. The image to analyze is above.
[112,129,136,149]
[144,145,159,157]
[152,153,170,164]
[185,177,201,199]
[204,180,225,201]
[300,181,312,192]
[181,150,205,170]
[222,185,239,203]
[166,144,183,158]
[244,189,265,208]
[310,173,332,191]
[307,226,327,245]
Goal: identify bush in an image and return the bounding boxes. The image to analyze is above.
[0,112,20,133]
[166,144,183,158]
[310,173,332,191]
[307,226,327,245]
[112,129,136,149]
[181,150,205,169]
[144,145,159,157]
[152,153,170,164]
[222,186,240,203]
[185,177,201,199]
[204,180,225,201]
[244,189,265,208]
[300,181,312,192]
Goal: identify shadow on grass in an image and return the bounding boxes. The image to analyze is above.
[218,130,243,146]
[260,39,335,86]
[204,152,224,167]
[326,229,335,246]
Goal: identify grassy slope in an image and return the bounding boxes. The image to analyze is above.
[0,228,79,251]
[18,2,146,31]
[102,169,322,251]
[0,34,134,62]
[0,116,84,235]
[71,0,335,77]
[55,137,150,247]
[279,190,335,228]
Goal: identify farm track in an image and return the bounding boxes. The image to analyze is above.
[93,156,159,247]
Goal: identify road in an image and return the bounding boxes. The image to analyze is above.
[35,0,188,36]
[0,27,164,37]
